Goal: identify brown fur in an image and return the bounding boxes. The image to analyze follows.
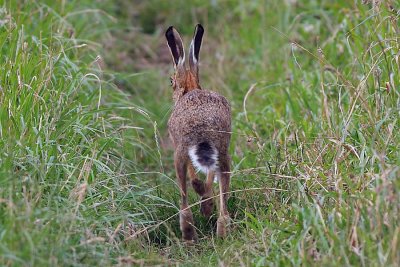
[166,24,232,241]
[190,179,206,196]
[200,170,215,218]
[171,69,201,101]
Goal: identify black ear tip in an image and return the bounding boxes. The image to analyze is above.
[195,24,204,33]
[165,26,174,38]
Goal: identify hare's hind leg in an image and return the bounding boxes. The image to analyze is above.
[200,170,215,218]
[216,155,231,238]
[187,163,215,217]
[175,149,198,242]
[188,163,205,195]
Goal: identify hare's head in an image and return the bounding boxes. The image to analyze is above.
[165,24,204,102]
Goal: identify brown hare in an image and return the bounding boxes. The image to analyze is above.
[165,24,232,242]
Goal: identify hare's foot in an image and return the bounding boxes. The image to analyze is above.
[180,209,198,242]
[216,215,231,238]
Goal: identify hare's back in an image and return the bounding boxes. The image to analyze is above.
[168,89,231,146]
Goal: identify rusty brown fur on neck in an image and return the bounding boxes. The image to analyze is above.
[171,68,202,102]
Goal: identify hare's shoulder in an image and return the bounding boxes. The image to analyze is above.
[180,89,230,109]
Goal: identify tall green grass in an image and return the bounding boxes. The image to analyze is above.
[0,0,399,266]
[0,1,168,265]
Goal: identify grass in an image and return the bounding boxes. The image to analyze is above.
[0,0,399,266]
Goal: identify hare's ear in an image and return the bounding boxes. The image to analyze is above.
[166,26,185,68]
[189,24,204,76]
